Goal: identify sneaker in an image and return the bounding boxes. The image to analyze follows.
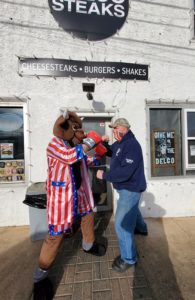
[134,228,148,236]
[83,242,106,256]
[33,278,54,300]
[112,256,136,273]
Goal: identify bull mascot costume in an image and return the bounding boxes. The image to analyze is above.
[33,109,107,299]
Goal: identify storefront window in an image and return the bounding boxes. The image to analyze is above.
[194,0,195,37]
[0,107,25,183]
[185,110,195,168]
[149,108,182,177]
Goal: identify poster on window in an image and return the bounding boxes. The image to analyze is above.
[0,159,25,182]
[152,130,175,167]
[190,145,195,156]
[0,143,14,159]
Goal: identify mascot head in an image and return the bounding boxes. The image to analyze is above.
[53,109,85,145]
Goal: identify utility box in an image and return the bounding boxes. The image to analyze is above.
[23,182,48,241]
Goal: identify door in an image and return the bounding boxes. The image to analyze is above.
[82,117,113,212]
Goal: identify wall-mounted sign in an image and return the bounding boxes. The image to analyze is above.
[48,0,129,41]
[152,130,176,167]
[18,58,148,81]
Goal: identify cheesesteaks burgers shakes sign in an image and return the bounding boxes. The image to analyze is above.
[48,0,129,41]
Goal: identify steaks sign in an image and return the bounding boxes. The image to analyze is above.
[48,0,129,41]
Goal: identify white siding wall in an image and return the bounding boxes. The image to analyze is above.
[1,0,195,226]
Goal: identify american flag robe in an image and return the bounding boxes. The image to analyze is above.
[46,137,95,235]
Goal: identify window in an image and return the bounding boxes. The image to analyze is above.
[194,0,195,37]
[0,106,26,183]
[149,107,195,177]
[184,110,195,169]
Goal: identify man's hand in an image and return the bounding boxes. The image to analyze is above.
[96,170,104,179]
[101,135,109,142]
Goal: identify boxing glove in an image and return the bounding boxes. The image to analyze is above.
[83,131,102,150]
[94,143,107,157]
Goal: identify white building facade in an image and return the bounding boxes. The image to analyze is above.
[1,0,195,226]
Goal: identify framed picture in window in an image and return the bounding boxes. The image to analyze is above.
[0,143,14,159]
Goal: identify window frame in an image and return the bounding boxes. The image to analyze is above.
[147,103,195,179]
[184,108,195,170]
[189,0,195,41]
[0,101,29,185]
[194,0,195,37]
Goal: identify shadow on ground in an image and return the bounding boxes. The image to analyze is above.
[134,192,184,300]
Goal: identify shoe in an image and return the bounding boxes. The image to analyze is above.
[83,242,106,256]
[112,256,136,273]
[33,278,54,300]
[134,228,148,236]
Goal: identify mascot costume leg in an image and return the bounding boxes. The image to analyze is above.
[33,110,106,300]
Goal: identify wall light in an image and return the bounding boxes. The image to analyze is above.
[82,83,95,100]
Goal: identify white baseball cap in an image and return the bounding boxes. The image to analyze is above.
[109,118,130,129]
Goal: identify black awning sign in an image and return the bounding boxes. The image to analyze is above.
[48,0,129,41]
[18,58,149,81]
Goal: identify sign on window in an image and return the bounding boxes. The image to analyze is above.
[152,130,176,167]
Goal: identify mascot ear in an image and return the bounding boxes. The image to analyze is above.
[53,110,82,140]
[68,111,82,128]
[53,115,73,140]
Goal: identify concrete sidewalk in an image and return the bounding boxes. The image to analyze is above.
[0,213,195,300]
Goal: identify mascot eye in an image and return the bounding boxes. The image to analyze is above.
[72,124,82,131]
[61,122,69,130]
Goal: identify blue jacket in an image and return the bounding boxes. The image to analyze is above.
[103,131,146,192]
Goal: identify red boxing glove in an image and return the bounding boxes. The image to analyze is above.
[83,131,102,150]
[87,131,102,144]
[94,143,107,157]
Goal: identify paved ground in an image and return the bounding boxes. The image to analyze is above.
[0,212,195,300]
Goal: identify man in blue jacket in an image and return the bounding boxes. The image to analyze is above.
[97,117,147,272]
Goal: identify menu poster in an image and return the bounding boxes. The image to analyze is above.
[0,160,25,183]
[0,143,14,159]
